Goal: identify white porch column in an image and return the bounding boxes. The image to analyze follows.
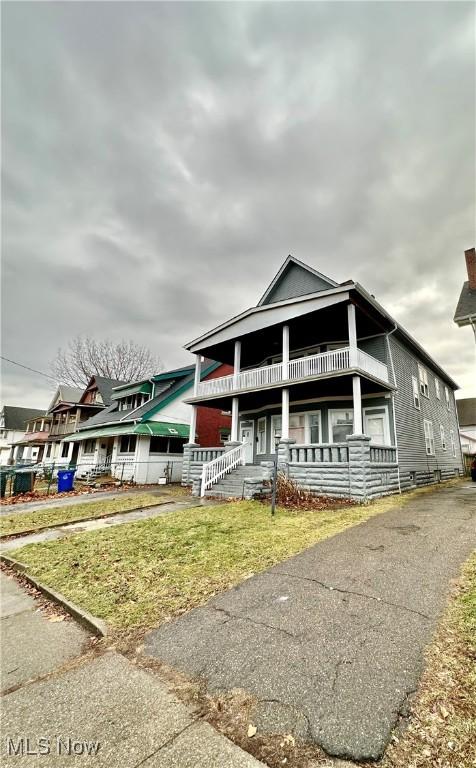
[352,375,363,435]
[193,354,201,396]
[233,340,241,387]
[282,325,289,380]
[282,388,290,439]
[231,397,239,442]
[347,303,358,366]
[188,405,197,444]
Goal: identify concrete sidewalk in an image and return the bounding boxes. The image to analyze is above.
[1,498,215,552]
[144,482,476,761]
[0,486,170,516]
[0,573,263,767]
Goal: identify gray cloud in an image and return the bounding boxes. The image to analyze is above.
[2,1,475,408]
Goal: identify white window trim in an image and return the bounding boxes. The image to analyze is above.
[440,424,446,451]
[256,417,267,455]
[423,419,435,456]
[435,379,440,399]
[328,408,354,443]
[363,405,392,446]
[270,410,322,452]
[450,429,456,457]
[418,364,429,398]
[411,375,421,410]
[445,387,451,411]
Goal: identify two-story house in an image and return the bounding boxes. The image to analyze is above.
[68,361,232,484]
[11,413,51,464]
[0,406,45,465]
[182,256,463,499]
[44,378,126,467]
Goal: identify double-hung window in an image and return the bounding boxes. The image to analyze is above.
[257,418,267,454]
[329,410,354,442]
[440,425,446,450]
[450,430,456,457]
[119,435,137,454]
[411,376,420,409]
[270,411,321,451]
[423,420,435,456]
[435,379,440,399]
[445,387,451,410]
[418,364,429,398]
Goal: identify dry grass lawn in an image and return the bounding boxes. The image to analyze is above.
[0,493,165,537]
[6,485,449,633]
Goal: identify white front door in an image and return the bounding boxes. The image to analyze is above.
[240,422,254,464]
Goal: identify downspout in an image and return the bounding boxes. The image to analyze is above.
[385,324,402,493]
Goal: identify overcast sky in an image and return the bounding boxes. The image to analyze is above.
[2,1,475,409]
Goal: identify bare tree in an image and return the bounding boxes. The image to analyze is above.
[50,337,163,387]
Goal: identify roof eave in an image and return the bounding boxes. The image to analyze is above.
[184,283,354,352]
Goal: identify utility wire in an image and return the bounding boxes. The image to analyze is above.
[1,355,57,382]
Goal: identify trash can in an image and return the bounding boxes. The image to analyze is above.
[13,470,34,495]
[0,471,9,498]
[57,469,76,493]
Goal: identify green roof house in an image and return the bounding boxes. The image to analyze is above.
[69,361,221,484]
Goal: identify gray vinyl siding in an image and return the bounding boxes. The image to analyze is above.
[388,335,463,486]
[263,263,334,305]
[358,335,387,365]
[241,395,394,463]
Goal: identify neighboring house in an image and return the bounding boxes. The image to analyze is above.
[182,255,463,499]
[454,247,476,340]
[44,378,127,467]
[0,406,45,465]
[68,361,230,483]
[12,414,51,464]
[457,398,476,457]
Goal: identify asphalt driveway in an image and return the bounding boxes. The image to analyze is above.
[144,482,476,761]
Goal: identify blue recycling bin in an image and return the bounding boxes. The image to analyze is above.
[57,469,76,493]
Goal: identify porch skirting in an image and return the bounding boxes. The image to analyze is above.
[182,436,461,501]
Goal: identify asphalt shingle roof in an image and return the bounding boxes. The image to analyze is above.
[454,281,476,322]
[91,376,128,406]
[1,406,46,431]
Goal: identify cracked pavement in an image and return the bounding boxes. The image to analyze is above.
[144,482,476,761]
[0,573,263,767]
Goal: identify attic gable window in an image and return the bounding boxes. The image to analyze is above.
[417,364,429,398]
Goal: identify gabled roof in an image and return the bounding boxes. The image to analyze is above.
[47,385,83,412]
[184,257,459,389]
[0,406,46,431]
[77,361,220,432]
[456,398,476,427]
[454,281,476,325]
[258,255,338,306]
[80,376,128,406]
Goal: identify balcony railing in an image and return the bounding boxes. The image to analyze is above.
[49,423,77,437]
[195,346,388,398]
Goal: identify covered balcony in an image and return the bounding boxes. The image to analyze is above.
[193,345,388,400]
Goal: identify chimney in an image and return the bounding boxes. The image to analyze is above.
[465,247,476,290]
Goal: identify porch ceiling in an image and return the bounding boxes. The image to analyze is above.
[198,301,388,368]
[187,373,392,412]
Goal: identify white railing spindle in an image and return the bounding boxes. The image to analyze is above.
[195,346,388,398]
[200,444,245,496]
